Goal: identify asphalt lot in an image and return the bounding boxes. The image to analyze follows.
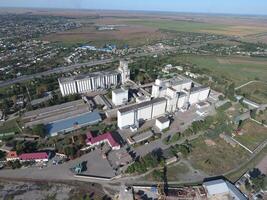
[0,149,115,181]
[80,149,116,178]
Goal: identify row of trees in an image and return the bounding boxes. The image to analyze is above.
[125,152,164,174]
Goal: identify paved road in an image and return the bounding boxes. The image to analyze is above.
[0,49,173,88]
[0,59,115,87]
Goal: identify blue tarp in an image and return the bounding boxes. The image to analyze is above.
[46,112,102,136]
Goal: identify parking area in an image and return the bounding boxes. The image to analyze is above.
[79,149,116,178]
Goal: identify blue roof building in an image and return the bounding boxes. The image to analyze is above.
[46,112,102,137]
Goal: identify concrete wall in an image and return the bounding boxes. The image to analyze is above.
[155,120,170,131]
[137,105,152,121]
[198,88,210,101]
[117,110,135,129]
[177,95,186,108]
[189,92,199,105]
[152,101,166,118]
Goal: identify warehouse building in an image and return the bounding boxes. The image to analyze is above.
[117,97,167,129]
[59,60,130,96]
[112,88,128,106]
[46,111,102,136]
[203,179,247,200]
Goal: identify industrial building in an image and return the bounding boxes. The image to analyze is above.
[86,131,120,150]
[59,60,130,96]
[23,99,90,128]
[19,152,49,163]
[46,111,102,136]
[117,97,167,129]
[155,116,170,131]
[112,88,129,106]
[203,179,247,200]
[117,77,210,130]
[152,78,210,112]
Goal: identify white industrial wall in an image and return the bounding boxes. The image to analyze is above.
[182,81,192,90]
[177,96,186,108]
[151,85,160,98]
[117,110,135,129]
[172,84,182,92]
[166,88,176,98]
[112,91,128,106]
[60,81,77,96]
[172,81,192,92]
[152,101,166,118]
[198,88,210,101]
[155,120,170,131]
[189,92,199,105]
[59,83,65,96]
[137,105,152,121]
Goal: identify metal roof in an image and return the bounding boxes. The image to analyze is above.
[45,112,102,136]
[203,179,247,200]
[157,116,169,124]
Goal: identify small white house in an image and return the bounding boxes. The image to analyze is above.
[112,88,128,106]
[155,116,170,131]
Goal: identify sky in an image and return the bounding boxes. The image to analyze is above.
[0,0,266,15]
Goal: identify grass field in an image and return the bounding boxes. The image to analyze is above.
[126,19,267,36]
[226,145,267,182]
[256,110,267,123]
[142,161,198,182]
[176,55,267,85]
[188,136,250,176]
[234,120,267,151]
[0,119,21,134]
[166,162,190,182]
[237,81,267,104]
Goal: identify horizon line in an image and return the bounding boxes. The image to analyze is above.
[0,6,267,17]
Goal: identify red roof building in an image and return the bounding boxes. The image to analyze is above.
[19,152,49,162]
[86,131,120,150]
[6,151,19,161]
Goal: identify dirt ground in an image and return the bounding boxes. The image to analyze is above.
[0,180,109,200]
[256,155,267,175]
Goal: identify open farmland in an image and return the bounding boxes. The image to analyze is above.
[188,136,250,176]
[126,19,267,36]
[176,55,267,85]
[234,120,267,151]
[42,24,171,47]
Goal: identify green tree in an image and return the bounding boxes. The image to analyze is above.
[32,124,46,138]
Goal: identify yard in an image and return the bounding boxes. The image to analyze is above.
[188,136,250,176]
[234,120,267,151]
